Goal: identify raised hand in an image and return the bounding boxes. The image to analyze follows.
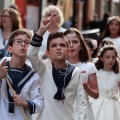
[0,59,8,82]
[37,13,55,36]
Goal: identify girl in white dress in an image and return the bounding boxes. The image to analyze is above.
[92,42,120,120]
[100,16,120,58]
[64,28,99,120]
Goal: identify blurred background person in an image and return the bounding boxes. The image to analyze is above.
[100,16,120,58]
[99,12,111,35]
[38,5,66,59]
[88,13,99,30]
[84,38,98,63]
[0,8,22,60]
[9,4,23,28]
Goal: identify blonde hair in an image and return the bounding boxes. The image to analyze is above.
[42,5,64,26]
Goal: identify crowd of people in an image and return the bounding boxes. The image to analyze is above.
[0,4,120,120]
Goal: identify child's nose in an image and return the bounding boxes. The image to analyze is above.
[21,41,25,46]
[69,42,73,47]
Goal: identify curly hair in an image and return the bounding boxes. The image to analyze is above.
[95,46,119,73]
[42,5,64,26]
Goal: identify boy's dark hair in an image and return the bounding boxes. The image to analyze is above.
[8,29,32,46]
[47,32,68,51]
[64,28,90,62]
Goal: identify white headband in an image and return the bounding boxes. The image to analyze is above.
[107,16,120,24]
[98,44,115,57]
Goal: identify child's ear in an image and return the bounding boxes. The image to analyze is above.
[68,48,71,55]
[7,45,13,54]
[46,50,50,58]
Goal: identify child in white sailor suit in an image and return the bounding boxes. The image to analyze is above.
[0,29,43,120]
[27,14,87,120]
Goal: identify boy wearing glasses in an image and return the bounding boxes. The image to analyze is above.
[27,15,87,120]
[0,29,43,120]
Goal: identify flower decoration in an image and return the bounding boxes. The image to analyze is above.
[107,16,120,24]
[97,44,115,57]
[91,39,98,50]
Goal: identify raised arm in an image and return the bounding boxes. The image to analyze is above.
[27,14,53,76]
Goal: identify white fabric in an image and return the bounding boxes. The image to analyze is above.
[0,73,43,120]
[103,37,120,58]
[92,69,120,120]
[27,45,87,120]
[68,62,97,120]
[69,62,97,82]
[39,27,66,57]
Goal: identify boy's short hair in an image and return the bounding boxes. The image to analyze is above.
[8,29,32,46]
[47,32,68,51]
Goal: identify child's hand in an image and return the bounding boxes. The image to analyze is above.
[37,13,54,36]
[83,82,89,90]
[0,59,8,81]
[13,93,29,109]
[13,93,24,107]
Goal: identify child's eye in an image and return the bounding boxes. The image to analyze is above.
[73,41,77,44]
[60,44,66,47]
[51,44,56,47]
[25,41,30,45]
[60,43,66,47]
[16,40,21,43]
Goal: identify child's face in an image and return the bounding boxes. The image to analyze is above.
[109,19,120,36]
[7,34,31,58]
[65,33,81,58]
[100,50,116,71]
[46,37,69,61]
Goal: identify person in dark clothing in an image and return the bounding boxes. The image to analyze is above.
[99,12,111,35]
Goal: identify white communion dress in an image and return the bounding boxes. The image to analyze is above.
[92,69,120,120]
[69,62,97,120]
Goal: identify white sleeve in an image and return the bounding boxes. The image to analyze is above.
[27,44,46,77]
[25,73,44,115]
[89,63,97,75]
[76,72,87,120]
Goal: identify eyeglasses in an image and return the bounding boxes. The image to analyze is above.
[14,39,30,46]
[1,15,11,18]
